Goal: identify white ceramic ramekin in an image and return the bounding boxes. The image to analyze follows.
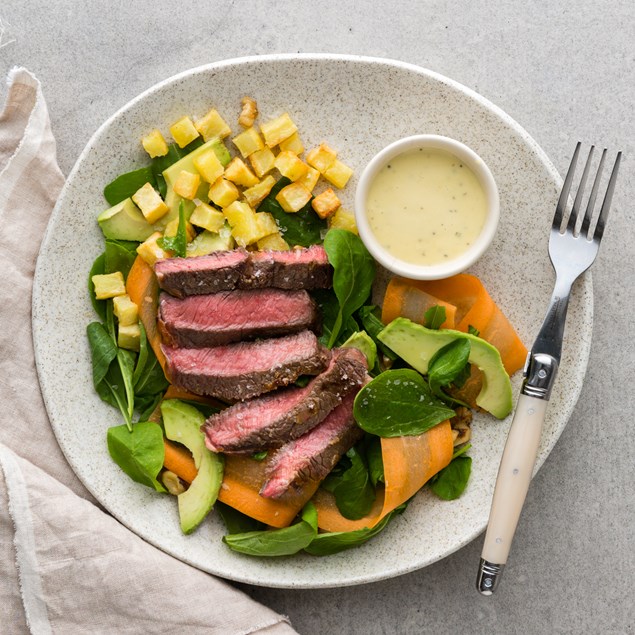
[355,134,500,280]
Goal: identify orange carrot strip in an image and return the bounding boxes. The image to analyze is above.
[314,420,454,532]
[163,439,198,483]
[126,255,167,373]
[382,277,456,328]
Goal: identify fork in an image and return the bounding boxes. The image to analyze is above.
[476,143,622,595]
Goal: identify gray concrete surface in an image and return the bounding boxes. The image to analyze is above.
[2,1,633,633]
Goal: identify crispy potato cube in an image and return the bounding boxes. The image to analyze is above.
[169,116,200,148]
[208,177,240,208]
[141,129,168,158]
[118,323,140,352]
[275,182,312,212]
[223,157,259,187]
[323,159,353,189]
[112,294,139,326]
[190,202,225,233]
[243,175,276,208]
[306,143,337,173]
[257,232,290,251]
[173,170,201,200]
[274,151,309,182]
[164,218,196,242]
[279,132,304,155]
[232,127,264,158]
[249,146,276,178]
[311,188,341,219]
[195,108,231,141]
[132,182,169,224]
[256,211,279,237]
[223,201,270,247]
[239,96,258,128]
[297,165,320,193]
[328,207,358,234]
[193,148,224,183]
[137,231,171,266]
[260,113,298,147]
[92,272,126,300]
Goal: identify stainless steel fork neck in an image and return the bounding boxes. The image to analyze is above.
[522,352,559,399]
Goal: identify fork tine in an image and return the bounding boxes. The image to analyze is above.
[567,145,595,234]
[580,148,607,237]
[594,151,622,240]
[553,141,581,231]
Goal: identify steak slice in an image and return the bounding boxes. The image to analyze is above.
[162,331,331,402]
[154,249,250,298]
[158,288,320,348]
[154,245,332,297]
[204,348,368,454]
[260,391,364,499]
[240,245,333,290]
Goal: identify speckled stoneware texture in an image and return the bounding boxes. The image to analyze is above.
[32,55,592,589]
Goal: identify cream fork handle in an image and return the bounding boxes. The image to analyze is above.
[477,394,548,594]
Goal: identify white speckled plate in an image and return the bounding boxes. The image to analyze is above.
[32,55,592,589]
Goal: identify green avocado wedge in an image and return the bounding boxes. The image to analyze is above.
[161,399,224,534]
[97,198,155,242]
[378,318,513,419]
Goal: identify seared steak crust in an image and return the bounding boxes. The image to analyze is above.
[155,245,332,297]
[260,391,364,499]
[162,331,331,402]
[203,348,368,454]
[158,288,320,348]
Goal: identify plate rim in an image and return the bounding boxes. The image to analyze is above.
[32,53,592,588]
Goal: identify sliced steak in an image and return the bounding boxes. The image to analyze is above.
[158,288,320,348]
[154,245,332,297]
[162,331,331,402]
[240,245,332,290]
[155,249,250,298]
[204,348,368,454]
[260,391,364,499]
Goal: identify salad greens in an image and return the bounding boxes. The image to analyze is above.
[89,109,483,559]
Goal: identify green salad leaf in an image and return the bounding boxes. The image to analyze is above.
[354,369,455,437]
[364,435,385,487]
[107,421,165,492]
[257,177,326,247]
[216,501,266,534]
[428,339,471,392]
[104,167,156,206]
[357,305,397,361]
[158,202,187,257]
[430,455,472,500]
[323,229,375,347]
[322,447,376,520]
[88,253,107,321]
[423,305,446,330]
[223,502,318,557]
[104,239,138,279]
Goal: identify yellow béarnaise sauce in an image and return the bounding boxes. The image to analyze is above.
[366,148,487,266]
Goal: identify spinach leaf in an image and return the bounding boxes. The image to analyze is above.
[151,144,183,197]
[323,229,375,348]
[104,167,156,206]
[88,253,107,321]
[134,351,169,398]
[257,177,326,247]
[452,362,472,389]
[135,393,164,422]
[364,436,385,487]
[430,455,472,500]
[251,451,268,461]
[107,421,165,492]
[304,509,394,556]
[132,322,149,387]
[216,501,265,534]
[467,325,480,337]
[158,202,187,257]
[117,348,137,426]
[423,305,446,330]
[104,239,138,279]
[428,339,471,394]
[312,289,358,348]
[86,322,117,387]
[357,305,397,361]
[322,447,376,520]
[223,502,318,556]
[354,369,455,437]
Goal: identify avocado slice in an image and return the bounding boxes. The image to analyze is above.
[378,317,513,419]
[341,331,377,369]
[155,138,231,230]
[97,198,155,241]
[186,223,235,257]
[161,399,224,534]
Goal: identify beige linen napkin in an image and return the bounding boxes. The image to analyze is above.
[0,68,297,635]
